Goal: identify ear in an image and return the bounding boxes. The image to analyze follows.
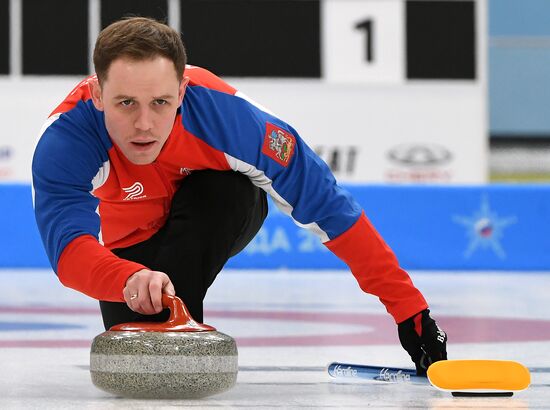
[178,76,190,105]
[89,78,104,111]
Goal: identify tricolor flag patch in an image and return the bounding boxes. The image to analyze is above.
[262,123,296,167]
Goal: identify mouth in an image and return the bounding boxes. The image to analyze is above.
[130,140,157,151]
[131,141,155,146]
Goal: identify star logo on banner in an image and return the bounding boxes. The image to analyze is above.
[452,195,517,259]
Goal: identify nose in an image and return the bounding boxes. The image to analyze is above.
[134,107,154,131]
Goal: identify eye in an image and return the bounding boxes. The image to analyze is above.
[120,99,134,107]
[154,99,168,106]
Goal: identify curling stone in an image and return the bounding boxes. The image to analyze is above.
[90,295,237,399]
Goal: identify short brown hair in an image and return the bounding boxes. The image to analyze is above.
[93,17,187,83]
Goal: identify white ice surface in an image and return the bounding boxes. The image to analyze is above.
[1,269,549,409]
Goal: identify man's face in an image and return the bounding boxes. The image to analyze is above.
[90,56,187,165]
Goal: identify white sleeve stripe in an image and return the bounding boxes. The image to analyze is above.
[95,205,104,246]
[234,91,278,117]
[224,153,330,243]
[91,160,110,191]
[38,113,62,140]
[91,160,109,245]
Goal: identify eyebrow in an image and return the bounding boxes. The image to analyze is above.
[113,94,175,100]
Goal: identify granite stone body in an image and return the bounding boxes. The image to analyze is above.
[90,330,238,399]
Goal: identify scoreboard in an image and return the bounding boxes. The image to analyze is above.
[324,0,477,83]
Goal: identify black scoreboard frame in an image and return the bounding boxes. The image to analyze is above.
[2,0,476,79]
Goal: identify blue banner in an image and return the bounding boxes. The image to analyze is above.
[1,184,50,267]
[229,184,550,270]
[3,184,550,270]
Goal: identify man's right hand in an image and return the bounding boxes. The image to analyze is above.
[123,269,176,315]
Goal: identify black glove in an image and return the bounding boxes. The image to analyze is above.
[398,309,447,376]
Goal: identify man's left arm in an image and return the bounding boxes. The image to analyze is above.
[323,208,448,374]
[184,88,447,372]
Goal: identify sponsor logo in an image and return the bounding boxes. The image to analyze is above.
[262,123,296,167]
[332,364,358,378]
[385,143,453,182]
[0,146,14,179]
[0,146,12,161]
[387,143,452,166]
[122,182,146,200]
[378,368,411,382]
[314,146,358,176]
[179,167,192,175]
[453,195,517,259]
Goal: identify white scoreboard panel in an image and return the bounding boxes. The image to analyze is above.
[316,0,487,183]
[323,0,482,83]
[324,0,405,83]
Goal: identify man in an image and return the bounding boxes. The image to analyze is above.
[32,17,446,375]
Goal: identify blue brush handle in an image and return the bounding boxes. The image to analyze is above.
[327,362,429,384]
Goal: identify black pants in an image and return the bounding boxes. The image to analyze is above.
[99,170,268,330]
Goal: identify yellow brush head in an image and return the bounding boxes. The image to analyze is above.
[427,360,531,394]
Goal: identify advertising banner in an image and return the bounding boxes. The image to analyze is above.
[229,185,548,270]
[3,184,549,271]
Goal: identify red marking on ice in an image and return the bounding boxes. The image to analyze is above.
[436,316,550,344]
[2,307,550,347]
[0,306,99,315]
[0,340,91,348]
[207,310,397,346]
[208,311,550,346]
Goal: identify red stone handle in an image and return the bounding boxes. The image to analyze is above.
[109,294,216,332]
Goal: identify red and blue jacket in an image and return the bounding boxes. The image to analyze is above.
[32,65,427,323]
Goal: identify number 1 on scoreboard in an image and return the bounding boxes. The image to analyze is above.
[323,0,404,84]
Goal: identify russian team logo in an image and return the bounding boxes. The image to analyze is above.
[122,182,146,200]
[453,195,517,259]
[262,123,296,167]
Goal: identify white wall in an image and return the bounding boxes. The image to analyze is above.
[0,77,82,182]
